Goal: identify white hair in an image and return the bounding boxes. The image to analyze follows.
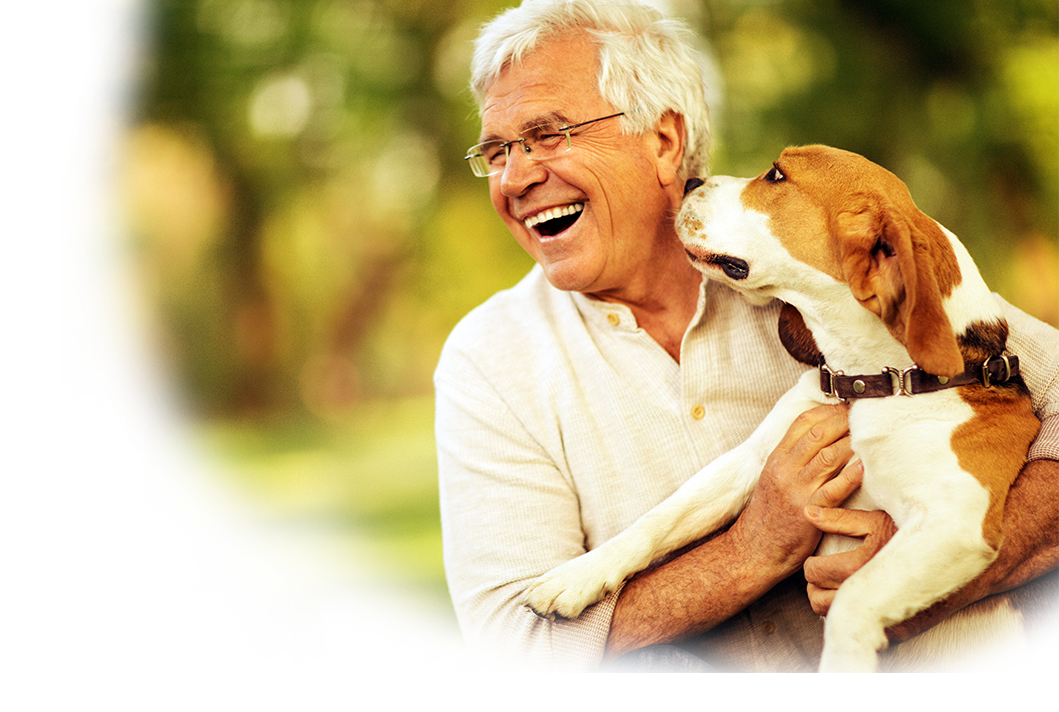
[470,0,712,178]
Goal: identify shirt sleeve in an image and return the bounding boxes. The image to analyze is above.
[999,295,1059,462]
[434,336,618,671]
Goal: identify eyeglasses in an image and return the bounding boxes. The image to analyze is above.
[464,112,625,178]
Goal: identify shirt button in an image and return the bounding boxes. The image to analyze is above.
[762,620,776,635]
[691,404,705,420]
[606,313,621,326]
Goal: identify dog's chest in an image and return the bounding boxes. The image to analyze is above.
[846,391,977,521]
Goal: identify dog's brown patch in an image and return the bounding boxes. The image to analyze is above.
[951,320,1040,548]
[950,389,1038,548]
[958,319,1009,364]
[681,214,704,235]
[739,147,843,283]
[778,302,824,367]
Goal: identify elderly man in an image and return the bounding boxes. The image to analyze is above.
[435,0,1059,672]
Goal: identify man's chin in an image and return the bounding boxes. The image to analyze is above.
[539,259,598,294]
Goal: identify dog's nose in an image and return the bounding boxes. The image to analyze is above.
[683,177,706,196]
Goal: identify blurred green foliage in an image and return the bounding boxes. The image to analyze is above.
[124,0,1058,420]
[122,0,1056,598]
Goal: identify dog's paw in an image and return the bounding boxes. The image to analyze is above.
[820,607,887,672]
[523,553,624,620]
[818,644,880,673]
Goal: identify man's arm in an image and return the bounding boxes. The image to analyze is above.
[606,404,854,659]
[436,329,620,670]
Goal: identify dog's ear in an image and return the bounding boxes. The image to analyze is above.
[778,302,824,367]
[837,198,963,377]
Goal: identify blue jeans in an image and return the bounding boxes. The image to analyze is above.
[601,644,716,673]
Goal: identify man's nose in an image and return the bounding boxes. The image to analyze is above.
[499,144,547,197]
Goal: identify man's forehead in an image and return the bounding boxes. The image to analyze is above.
[478,34,604,140]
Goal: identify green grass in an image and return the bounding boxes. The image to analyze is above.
[56,400,472,673]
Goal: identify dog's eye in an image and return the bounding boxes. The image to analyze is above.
[765,163,786,183]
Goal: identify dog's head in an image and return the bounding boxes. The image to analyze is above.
[678,145,965,376]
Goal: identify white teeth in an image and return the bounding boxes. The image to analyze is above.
[524,203,584,230]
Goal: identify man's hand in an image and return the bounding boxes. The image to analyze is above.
[728,403,855,578]
[802,459,897,616]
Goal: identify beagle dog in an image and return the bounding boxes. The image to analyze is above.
[523,145,1040,672]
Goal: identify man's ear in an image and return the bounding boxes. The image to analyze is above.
[654,111,686,188]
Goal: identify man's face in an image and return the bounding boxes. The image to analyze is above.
[480,35,677,296]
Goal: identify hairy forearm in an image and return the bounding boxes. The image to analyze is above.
[990,458,1059,591]
[888,458,1059,643]
[604,529,788,659]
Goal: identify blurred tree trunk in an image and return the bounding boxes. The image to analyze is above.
[222,161,277,414]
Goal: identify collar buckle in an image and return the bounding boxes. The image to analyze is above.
[982,354,1013,387]
[883,366,916,397]
[820,363,845,402]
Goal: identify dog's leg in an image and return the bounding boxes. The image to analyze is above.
[523,440,764,619]
[818,490,997,672]
[523,375,823,620]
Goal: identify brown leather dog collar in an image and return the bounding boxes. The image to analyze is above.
[820,354,1020,400]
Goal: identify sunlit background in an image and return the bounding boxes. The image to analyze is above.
[6,0,1057,702]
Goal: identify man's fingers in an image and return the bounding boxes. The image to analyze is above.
[802,507,898,612]
[804,502,886,538]
[766,404,852,496]
[778,405,849,464]
[808,459,863,510]
[803,435,854,489]
[806,582,836,616]
[804,548,865,591]
[802,486,899,618]
[796,405,849,452]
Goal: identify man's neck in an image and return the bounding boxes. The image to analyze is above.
[587,257,702,363]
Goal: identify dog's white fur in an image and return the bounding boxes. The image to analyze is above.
[523,146,1039,672]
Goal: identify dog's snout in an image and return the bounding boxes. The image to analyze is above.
[683,177,706,196]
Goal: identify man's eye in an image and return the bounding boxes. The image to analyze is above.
[765,163,786,183]
[484,143,506,162]
[527,126,565,148]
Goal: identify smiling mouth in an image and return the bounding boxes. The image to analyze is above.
[525,203,584,237]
